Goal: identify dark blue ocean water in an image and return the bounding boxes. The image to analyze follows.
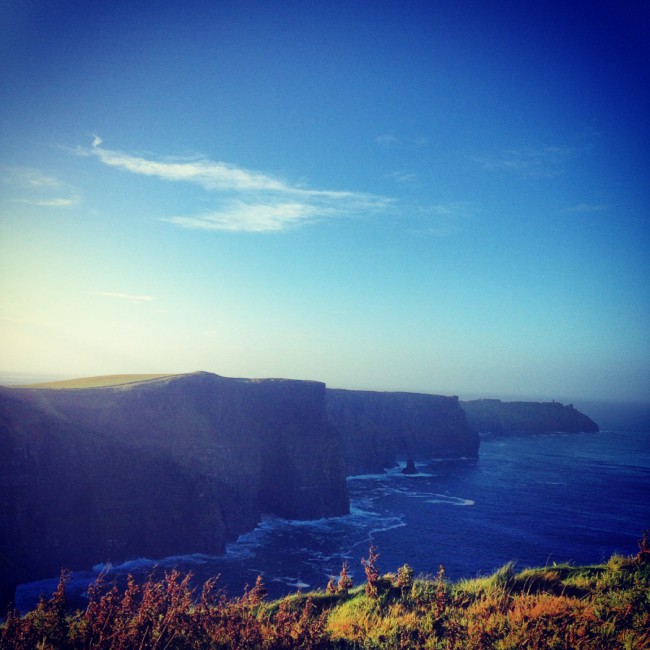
[15,430,650,610]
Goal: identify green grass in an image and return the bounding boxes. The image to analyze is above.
[21,373,181,389]
[3,548,649,649]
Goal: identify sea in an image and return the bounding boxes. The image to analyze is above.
[14,428,650,612]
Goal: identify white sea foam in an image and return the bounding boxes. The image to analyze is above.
[425,496,475,506]
[272,577,311,590]
[349,469,437,481]
[399,472,437,478]
[223,509,368,563]
[91,553,223,578]
[225,533,264,561]
[160,553,221,566]
[368,518,408,537]
[91,557,155,574]
[400,488,475,507]
[347,472,391,481]
[385,466,437,478]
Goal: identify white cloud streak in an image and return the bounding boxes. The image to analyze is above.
[82,136,392,232]
[163,202,322,232]
[88,136,290,193]
[15,197,80,207]
[4,168,62,188]
[2,167,80,207]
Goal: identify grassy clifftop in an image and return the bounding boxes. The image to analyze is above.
[21,374,181,389]
[3,545,648,649]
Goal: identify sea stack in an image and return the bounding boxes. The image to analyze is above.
[402,458,418,474]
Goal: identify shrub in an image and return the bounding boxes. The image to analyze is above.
[361,546,381,599]
[396,564,414,596]
[337,562,353,595]
[636,529,650,565]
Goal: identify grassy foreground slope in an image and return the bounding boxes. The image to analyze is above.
[2,544,649,649]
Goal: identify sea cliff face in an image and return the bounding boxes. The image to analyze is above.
[0,372,349,608]
[327,389,479,474]
[2,372,599,610]
[461,399,599,435]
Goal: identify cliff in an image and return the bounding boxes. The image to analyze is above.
[327,389,479,474]
[0,372,349,609]
[461,399,600,435]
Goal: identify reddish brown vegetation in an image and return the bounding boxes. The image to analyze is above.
[0,569,328,650]
[2,546,648,649]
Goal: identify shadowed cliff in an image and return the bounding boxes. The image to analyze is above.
[327,389,479,474]
[461,399,599,435]
[2,373,600,611]
[0,372,349,609]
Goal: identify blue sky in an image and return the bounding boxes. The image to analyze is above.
[1,0,648,402]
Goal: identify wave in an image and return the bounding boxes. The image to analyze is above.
[348,469,439,481]
[348,472,392,481]
[92,553,223,575]
[271,576,312,590]
[425,496,475,506]
[348,472,475,508]
[402,488,475,507]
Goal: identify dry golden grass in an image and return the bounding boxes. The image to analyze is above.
[22,374,181,389]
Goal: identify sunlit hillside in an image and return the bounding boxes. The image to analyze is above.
[22,374,180,389]
[2,543,648,649]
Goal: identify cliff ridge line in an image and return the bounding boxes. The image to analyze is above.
[461,398,599,435]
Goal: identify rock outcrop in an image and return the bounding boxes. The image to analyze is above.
[327,389,479,474]
[461,399,599,435]
[401,459,418,475]
[0,372,349,609]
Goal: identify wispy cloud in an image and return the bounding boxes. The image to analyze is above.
[14,197,79,207]
[86,136,290,193]
[386,171,418,184]
[471,146,575,178]
[2,167,80,207]
[3,168,61,188]
[163,202,322,232]
[80,137,391,232]
[89,291,156,304]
